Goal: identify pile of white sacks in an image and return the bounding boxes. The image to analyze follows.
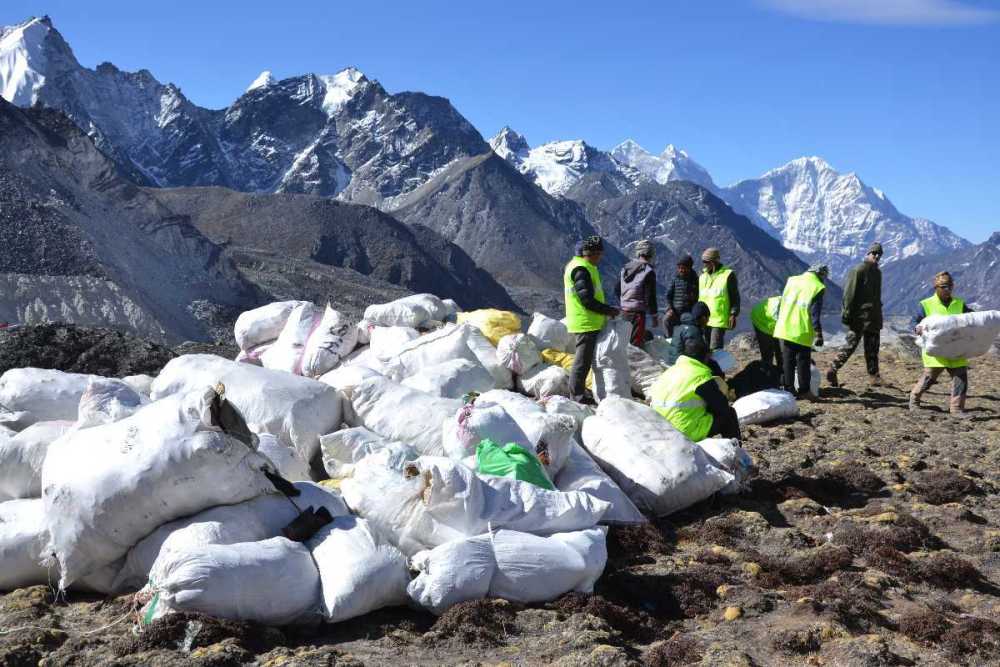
[0,293,757,627]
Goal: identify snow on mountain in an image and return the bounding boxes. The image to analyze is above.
[488,126,529,163]
[610,139,718,193]
[0,16,49,106]
[720,156,970,278]
[245,70,275,93]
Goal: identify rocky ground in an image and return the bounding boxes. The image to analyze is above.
[1,345,998,666]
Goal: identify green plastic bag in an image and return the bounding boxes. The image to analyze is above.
[476,439,554,490]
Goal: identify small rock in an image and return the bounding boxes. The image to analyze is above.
[723,606,743,621]
[742,562,762,577]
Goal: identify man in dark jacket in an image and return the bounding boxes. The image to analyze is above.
[826,242,883,388]
[564,236,620,404]
[616,240,658,347]
[664,254,698,337]
[664,302,724,376]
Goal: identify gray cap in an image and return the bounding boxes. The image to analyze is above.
[808,263,829,279]
[634,240,655,259]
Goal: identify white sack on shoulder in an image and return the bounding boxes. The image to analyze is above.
[555,441,646,525]
[147,537,320,625]
[918,310,1000,359]
[309,516,410,623]
[234,300,307,351]
[151,354,343,469]
[734,389,799,426]
[369,326,420,360]
[0,420,73,500]
[352,376,461,457]
[593,320,631,401]
[0,368,100,427]
[527,312,574,353]
[496,334,542,375]
[76,378,146,428]
[402,358,495,399]
[581,396,733,517]
[42,389,277,589]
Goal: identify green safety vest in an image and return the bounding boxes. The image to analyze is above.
[649,355,715,442]
[773,271,826,347]
[699,266,733,329]
[750,296,781,336]
[564,256,607,334]
[920,295,968,369]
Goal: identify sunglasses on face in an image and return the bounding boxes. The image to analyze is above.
[939,284,953,289]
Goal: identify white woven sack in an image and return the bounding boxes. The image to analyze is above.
[0,368,99,427]
[0,420,73,500]
[555,441,646,525]
[364,298,432,329]
[918,310,1000,359]
[527,312,574,353]
[320,426,416,478]
[234,300,307,351]
[351,376,462,457]
[496,334,543,375]
[402,358,495,399]
[121,374,155,397]
[517,364,571,399]
[256,433,312,481]
[463,393,575,475]
[394,294,451,322]
[300,305,359,378]
[628,345,667,397]
[593,320,631,401]
[75,378,146,428]
[734,389,799,426]
[369,326,420,360]
[696,438,753,495]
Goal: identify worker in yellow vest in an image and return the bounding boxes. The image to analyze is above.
[564,236,620,404]
[909,272,974,418]
[773,264,828,400]
[750,295,781,368]
[650,337,741,441]
[699,248,740,351]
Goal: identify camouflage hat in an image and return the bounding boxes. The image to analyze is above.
[635,240,655,259]
[867,242,884,257]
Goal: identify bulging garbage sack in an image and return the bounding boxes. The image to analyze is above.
[710,350,737,374]
[369,326,420,360]
[496,334,543,375]
[0,420,74,500]
[352,376,462,457]
[395,294,453,323]
[696,438,753,495]
[234,300,307,351]
[593,320,631,401]
[380,324,495,384]
[258,302,324,373]
[734,389,799,426]
[320,427,416,479]
[444,402,529,462]
[581,396,734,516]
[75,378,146,429]
[319,362,383,401]
[151,354,344,470]
[918,310,1000,359]
[517,364,571,399]
[341,455,609,556]
[407,527,607,615]
[0,368,101,428]
[256,433,312,481]
[401,358,495,399]
[122,374,155,397]
[543,396,595,440]
[309,515,410,623]
[476,439,554,489]
[42,388,278,589]
[364,298,433,329]
[300,305,360,378]
[474,391,575,475]
[456,309,522,346]
[144,536,321,626]
[527,312,574,354]
[554,441,646,525]
[628,345,667,397]
[116,482,348,592]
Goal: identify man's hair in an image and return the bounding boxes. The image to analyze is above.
[677,254,694,268]
[578,235,604,256]
[683,337,707,361]
[934,271,953,287]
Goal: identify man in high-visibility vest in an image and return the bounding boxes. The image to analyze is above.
[909,272,974,418]
[699,248,740,351]
[750,295,781,368]
[773,264,828,399]
[565,236,620,404]
[650,337,741,441]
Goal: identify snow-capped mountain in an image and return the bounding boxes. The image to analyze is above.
[0,16,487,204]
[609,139,718,193]
[720,157,970,278]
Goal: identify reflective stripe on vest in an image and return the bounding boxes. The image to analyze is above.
[648,355,715,442]
[750,296,781,336]
[773,272,825,347]
[920,295,968,368]
[699,267,733,329]
[564,257,607,334]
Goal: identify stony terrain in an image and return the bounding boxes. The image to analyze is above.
[1,346,998,666]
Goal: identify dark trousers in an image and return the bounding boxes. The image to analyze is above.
[832,327,880,376]
[706,326,727,351]
[570,330,600,399]
[781,340,812,396]
[622,310,646,347]
[664,310,682,337]
[755,328,779,368]
[911,366,968,412]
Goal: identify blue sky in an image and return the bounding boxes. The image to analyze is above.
[3,0,997,242]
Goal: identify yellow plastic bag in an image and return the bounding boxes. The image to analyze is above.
[456,310,522,346]
[541,349,593,391]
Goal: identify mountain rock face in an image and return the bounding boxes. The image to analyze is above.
[0,17,488,205]
[721,157,970,279]
[609,139,718,193]
[881,231,1000,314]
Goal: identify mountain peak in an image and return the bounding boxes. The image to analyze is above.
[315,67,367,115]
[0,15,57,106]
[245,69,275,93]
[989,231,1000,248]
[489,126,530,163]
[660,144,689,160]
[611,139,716,192]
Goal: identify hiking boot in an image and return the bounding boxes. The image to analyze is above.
[908,395,920,412]
[799,392,820,403]
[825,366,839,388]
[950,410,973,420]
[868,374,883,387]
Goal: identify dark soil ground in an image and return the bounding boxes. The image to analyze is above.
[2,346,998,666]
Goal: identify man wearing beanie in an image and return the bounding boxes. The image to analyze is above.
[827,242,884,389]
[664,254,699,337]
[699,247,740,350]
[616,239,659,346]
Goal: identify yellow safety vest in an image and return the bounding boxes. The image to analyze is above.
[773,272,825,347]
[750,296,781,336]
[920,295,968,369]
[699,266,733,329]
[649,355,715,442]
[564,256,607,334]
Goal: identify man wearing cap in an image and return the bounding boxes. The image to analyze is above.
[827,243,884,388]
[773,264,828,399]
[664,254,699,337]
[565,236,620,404]
[616,240,659,347]
[699,248,740,351]
[909,272,974,418]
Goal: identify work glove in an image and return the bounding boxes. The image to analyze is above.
[814,333,824,348]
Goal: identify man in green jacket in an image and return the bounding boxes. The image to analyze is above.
[827,243,884,389]
[699,248,740,351]
[564,236,619,404]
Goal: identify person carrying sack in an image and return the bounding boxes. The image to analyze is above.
[699,248,739,350]
[773,264,828,400]
[909,271,974,418]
